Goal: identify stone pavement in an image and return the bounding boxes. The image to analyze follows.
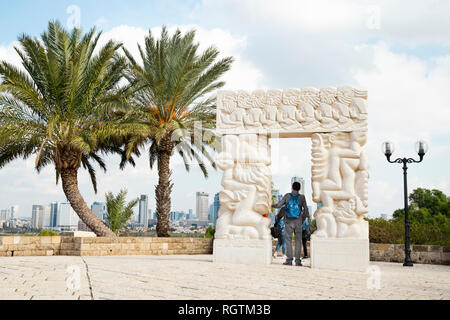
[0,255,448,300]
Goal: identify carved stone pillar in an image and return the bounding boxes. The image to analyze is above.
[213,133,273,265]
[310,130,370,271]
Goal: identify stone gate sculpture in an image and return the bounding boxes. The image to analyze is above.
[213,87,370,272]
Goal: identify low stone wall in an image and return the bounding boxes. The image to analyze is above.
[1,236,448,265]
[370,243,450,265]
[0,236,213,257]
[0,236,62,256]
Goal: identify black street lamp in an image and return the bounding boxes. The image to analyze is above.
[382,140,428,267]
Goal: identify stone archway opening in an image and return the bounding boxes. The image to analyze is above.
[212,87,369,272]
[269,137,313,210]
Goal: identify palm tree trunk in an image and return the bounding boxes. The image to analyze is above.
[155,134,173,237]
[60,165,116,238]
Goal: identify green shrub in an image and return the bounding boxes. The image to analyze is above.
[368,188,450,246]
[24,233,35,236]
[368,218,450,246]
[205,226,215,238]
[38,229,59,236]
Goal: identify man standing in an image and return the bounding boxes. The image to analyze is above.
[272,182,310,266]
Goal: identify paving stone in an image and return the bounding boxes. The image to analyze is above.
[0,255,449,300]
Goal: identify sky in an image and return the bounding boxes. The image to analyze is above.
[0,0,449,219]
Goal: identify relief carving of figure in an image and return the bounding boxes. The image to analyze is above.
[316,87,339,129]
[278,89,302,129]
[215,134,272,240]
[296,87,321,130]
[238,90,263,129]
[260,89,282,129]
[311,131,369,239]
[217,91,245,130]
[333,86,354,129]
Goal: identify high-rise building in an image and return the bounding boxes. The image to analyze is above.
[10,205,18,219]
[148,208,152,223]
[208,204,214,222]
[138,195,149,227]
[91,202,107,221]
[213,193,220,225]
[50,202,59,227]
[57,203,79,231]
[381,214,388,220]
[31,205,44,229]
[196,192,209,221]
[42,205,51,228]
[187,209,193,220]
[0,209,9,221]
[291,176,305,194]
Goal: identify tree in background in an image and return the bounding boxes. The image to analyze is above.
[123,27,233,237]
[0,21,139,237]
[105,189,139,235]
[369,188,450,246]
[393,188,450,224]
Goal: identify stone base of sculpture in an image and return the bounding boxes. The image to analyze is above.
[311,237,369,272]
[213,239,272,265]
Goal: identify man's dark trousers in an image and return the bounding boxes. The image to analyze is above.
[285,217,302,264]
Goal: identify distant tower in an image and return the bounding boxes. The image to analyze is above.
[91,202,107,221]
[138,195,149,227]
[57,203,79,231]
[213,193,220,225]
[196,192,209,221]
[10,205,19,219]
[50,202,59,227]
[42,205,51,228]
[31,205,44,229]
[291,176,305,194]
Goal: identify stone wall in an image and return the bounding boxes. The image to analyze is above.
[370,243,450,265]
[0,236,62,256]
[1,236,448,265]
[0,236,213,257]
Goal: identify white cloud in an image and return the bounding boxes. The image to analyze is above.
[194,0,450,46]
[0,41,22,69]
[100,24,266,90]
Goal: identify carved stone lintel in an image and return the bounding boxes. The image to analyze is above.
[217,87,368,135]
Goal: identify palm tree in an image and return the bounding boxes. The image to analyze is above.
[123,27,233,237]
[0,21,137,237]
[105,189,138,235]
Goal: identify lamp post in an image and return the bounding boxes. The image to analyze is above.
[382,140,428,267]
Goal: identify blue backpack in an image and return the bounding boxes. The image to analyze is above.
[285,193,301,218]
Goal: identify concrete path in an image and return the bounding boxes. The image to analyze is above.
[0,255,448,300]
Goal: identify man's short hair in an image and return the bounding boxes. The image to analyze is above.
[292,182,301,191]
